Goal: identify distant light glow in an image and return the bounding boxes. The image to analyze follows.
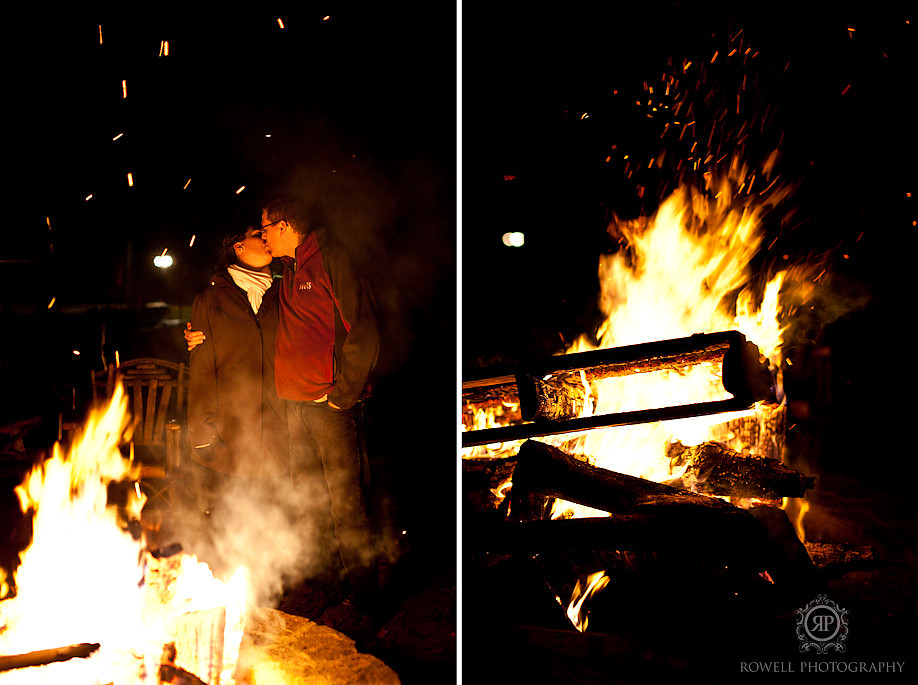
[113,133,124,141]
[72,350,81,356]
[189,234,196,247]
[127,172,134,187]
[277,18,285,29]
[47,297,56,309]
[153,254,174,268]
[502,232,526,247]
[183,178,192,190]
[235,186,246,194]
[122,80,127,98]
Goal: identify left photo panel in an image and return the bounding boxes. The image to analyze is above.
[1,6,457,684]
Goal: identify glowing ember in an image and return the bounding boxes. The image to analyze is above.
[0,384,249,684]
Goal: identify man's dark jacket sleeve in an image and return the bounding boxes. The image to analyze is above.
[322,243,379,409]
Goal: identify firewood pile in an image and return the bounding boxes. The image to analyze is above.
[463,332,820,642]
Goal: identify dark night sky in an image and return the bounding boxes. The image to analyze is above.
[6,5,454,297]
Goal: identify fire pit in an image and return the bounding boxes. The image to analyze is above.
[0,384,403,684]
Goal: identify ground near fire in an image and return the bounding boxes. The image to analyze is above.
[462,2,916,683]
[2,5,455,684]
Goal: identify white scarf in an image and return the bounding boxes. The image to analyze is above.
[227,264,273,314]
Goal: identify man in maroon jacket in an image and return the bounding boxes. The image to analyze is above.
[260,195,380,602]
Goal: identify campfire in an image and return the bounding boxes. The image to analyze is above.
[0,384,248,684]
[462,156,823,643]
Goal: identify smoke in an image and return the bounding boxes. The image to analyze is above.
[161,456,336,609]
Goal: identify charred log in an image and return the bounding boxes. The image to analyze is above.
[518,372,590,421]
[463,455,519,521]
[804,541,875,570]
[666,440,815,499]
[462,331,777,434]
[0,643,100,672]
[509,439,733,517]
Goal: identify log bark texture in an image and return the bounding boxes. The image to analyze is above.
[509,439,733,517]
[666,440,815,499]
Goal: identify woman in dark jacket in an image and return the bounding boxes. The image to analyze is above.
[181,226,289,573]
[187,225,288,479]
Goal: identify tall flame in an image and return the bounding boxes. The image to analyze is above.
[0,383,249,684]
[551,156,795,509]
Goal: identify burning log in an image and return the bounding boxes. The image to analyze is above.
[517,372,591,422]
[463,455,518,520]
[804,541,875,569]
[0,642,100,672]
[463,331,777,446]
[495,441,787,561]
[169,607,226,685]
[509,439,733,516]
[666,440,815,499]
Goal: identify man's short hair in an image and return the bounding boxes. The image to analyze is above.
[262,194,325,236]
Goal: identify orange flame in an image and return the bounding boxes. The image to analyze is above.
[0,383,249,684]
[566,571,611,632]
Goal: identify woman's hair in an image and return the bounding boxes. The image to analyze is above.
[221,228,249,265]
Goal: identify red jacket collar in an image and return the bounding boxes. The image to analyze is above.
[294,231,320,266]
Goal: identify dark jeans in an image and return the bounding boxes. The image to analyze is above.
[287,400,376,589]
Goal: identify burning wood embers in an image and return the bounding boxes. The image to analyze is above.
[463,331,818,643]
[463,330,774,446]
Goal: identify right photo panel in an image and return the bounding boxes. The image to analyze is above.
[461,2,917,683]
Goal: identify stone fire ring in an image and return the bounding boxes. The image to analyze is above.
[235,607,400,684]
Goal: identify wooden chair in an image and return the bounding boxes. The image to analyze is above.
[92,358,189,534]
